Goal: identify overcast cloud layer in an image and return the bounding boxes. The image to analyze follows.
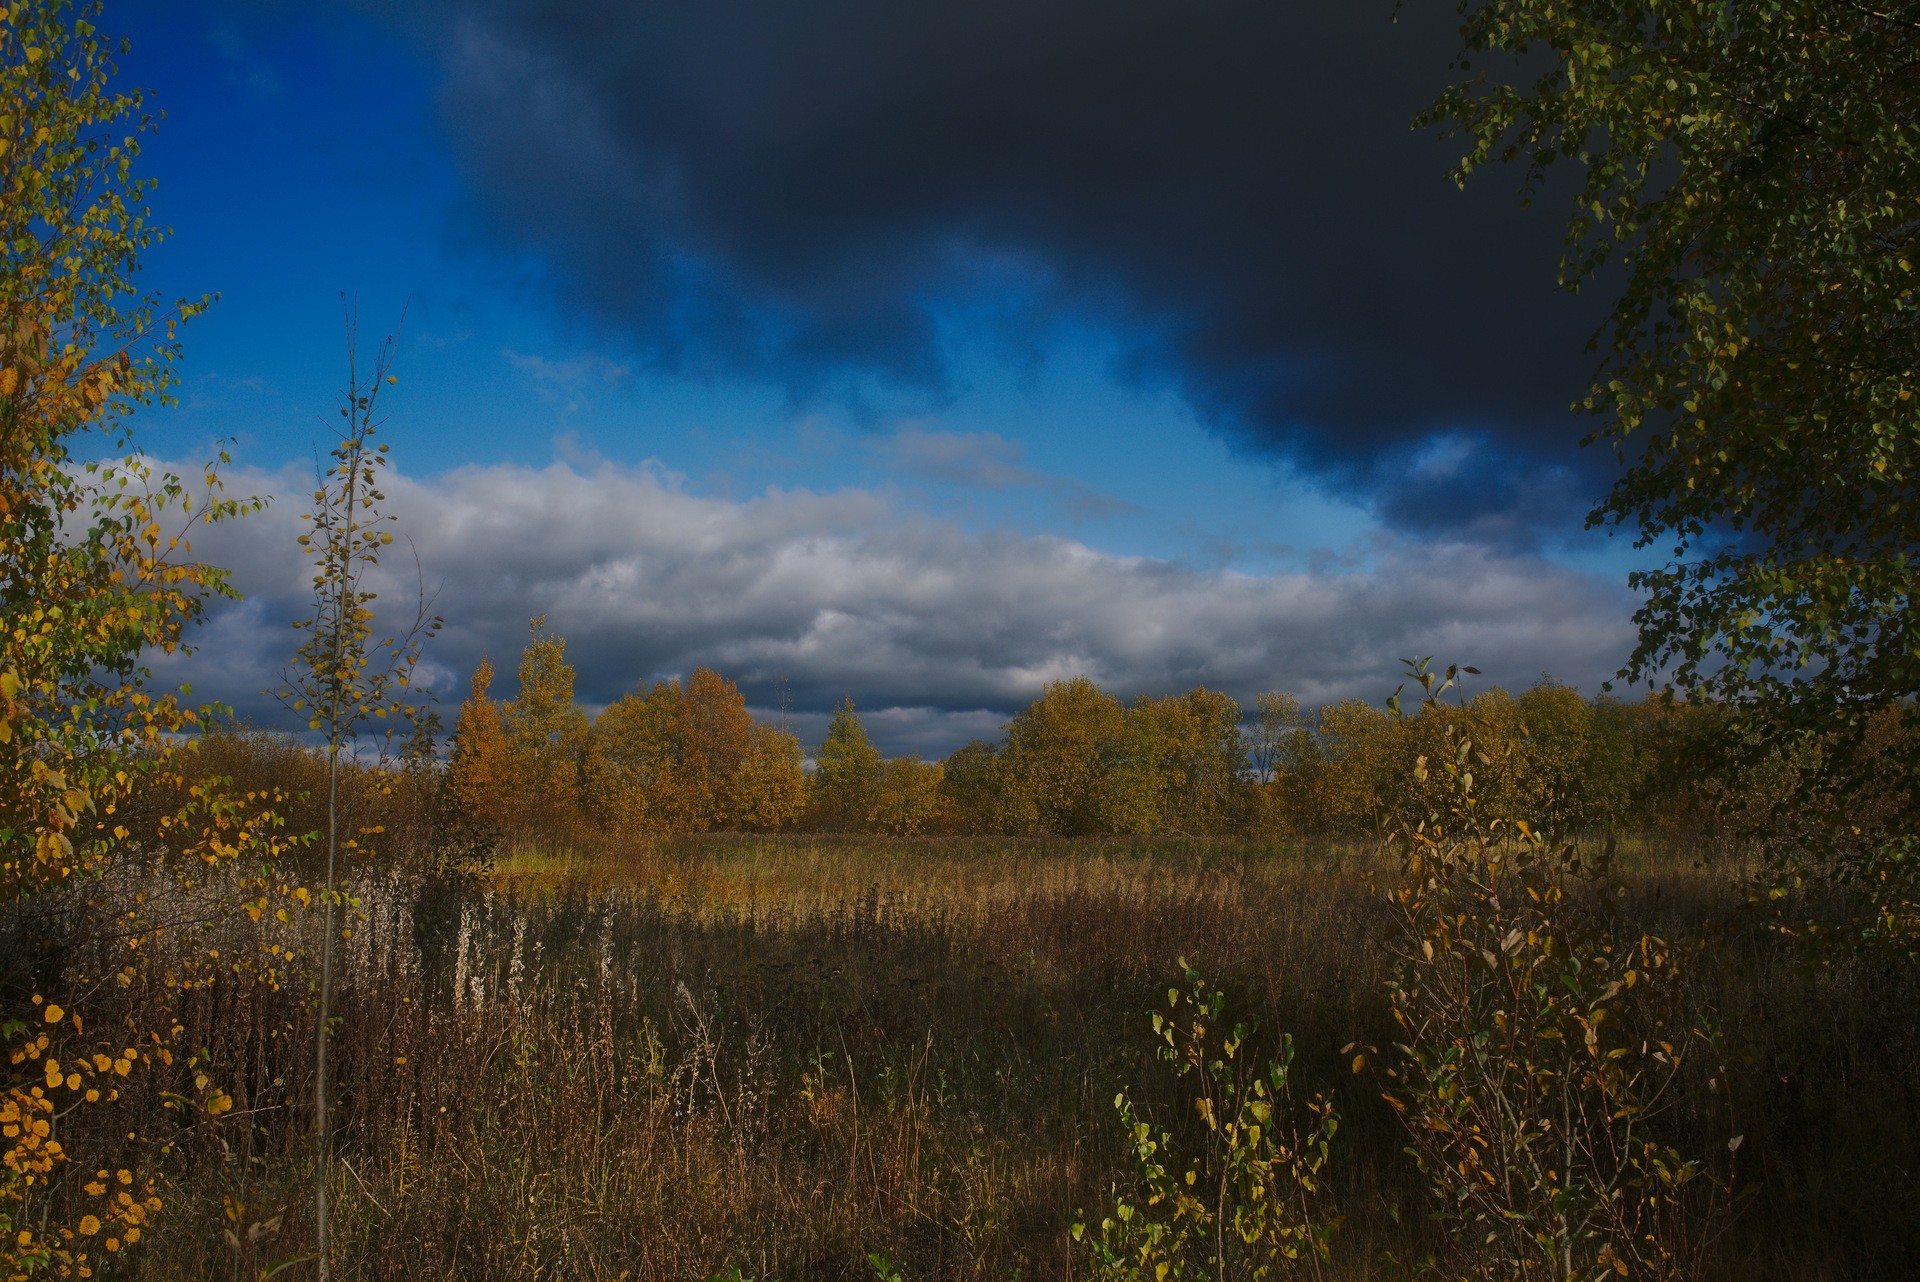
[167,457,1639,758]
[380,0,1609,546]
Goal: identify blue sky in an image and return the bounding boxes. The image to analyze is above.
[111,0,1646,756]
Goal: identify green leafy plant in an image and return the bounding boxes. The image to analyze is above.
[1426,1,1920,939]
[1076,962,1339,1280]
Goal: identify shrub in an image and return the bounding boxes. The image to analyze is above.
[1372,661,1736,1281]
[1077,962,1340,1280]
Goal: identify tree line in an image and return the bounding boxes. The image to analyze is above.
[434,617,1907,843]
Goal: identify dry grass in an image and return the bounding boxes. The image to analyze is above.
[44,832,1920,1280]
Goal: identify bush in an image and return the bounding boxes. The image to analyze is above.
[1077,962,1340,1280]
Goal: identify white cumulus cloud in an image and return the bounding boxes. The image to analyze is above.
[153,456,1641,756]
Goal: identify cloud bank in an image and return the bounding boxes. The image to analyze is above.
[168,457,1639,757]
[372,0,1611,544]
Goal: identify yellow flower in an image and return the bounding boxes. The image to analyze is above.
[77,1215,101,1236]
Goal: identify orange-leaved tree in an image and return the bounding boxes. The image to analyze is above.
[678,666,756,823]
[445,657,513,829]
[3,3,288,1274]
[585,667,805,832]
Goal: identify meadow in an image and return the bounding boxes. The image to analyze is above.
[8,5,1920,1280]
[74,830,1919,1281]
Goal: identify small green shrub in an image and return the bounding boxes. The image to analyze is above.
[1076,962,1339,1280]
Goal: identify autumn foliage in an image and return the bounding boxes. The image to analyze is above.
[444,628,808,838]
[586,665,806,834]
[427,605,1833,854]
[2,4,297,1274]
[444,657,511,828]
[6,3,1917,1279]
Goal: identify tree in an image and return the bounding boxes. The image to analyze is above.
[939,739,1004,833]
[1428,5,1920,758]
[585,680,682,831]
[1103,688,1249,836]
[1165,687,1249,831]
[446,657,512,827]
[729,722,808,832]
[501,615,588,832]
[1248,690,1306,783]
[278,315,438,1281]
[678,666,758,826]
[996,677,1126,835]
[1582,693,1648,837]
[585,668,805,833]
[810,696,882,830]
[1451,688,1530,828]
[2,5,283,1273]
[1515,679,1597,839]
[1307,699,1395,834]
[868,755,945,836]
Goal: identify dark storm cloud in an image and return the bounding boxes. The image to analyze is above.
[399,0,1608,540]
[164,459,1639,758]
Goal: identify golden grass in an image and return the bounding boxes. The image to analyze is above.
[49,833,1920,1280]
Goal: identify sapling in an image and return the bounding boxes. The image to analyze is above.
[277,305,440,1279]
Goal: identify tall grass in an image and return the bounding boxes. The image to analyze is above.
[47,834,1920,1279]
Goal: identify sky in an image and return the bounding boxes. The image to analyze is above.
[107,0,1651,757]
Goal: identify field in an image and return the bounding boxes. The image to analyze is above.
[81,833,1920,1281]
